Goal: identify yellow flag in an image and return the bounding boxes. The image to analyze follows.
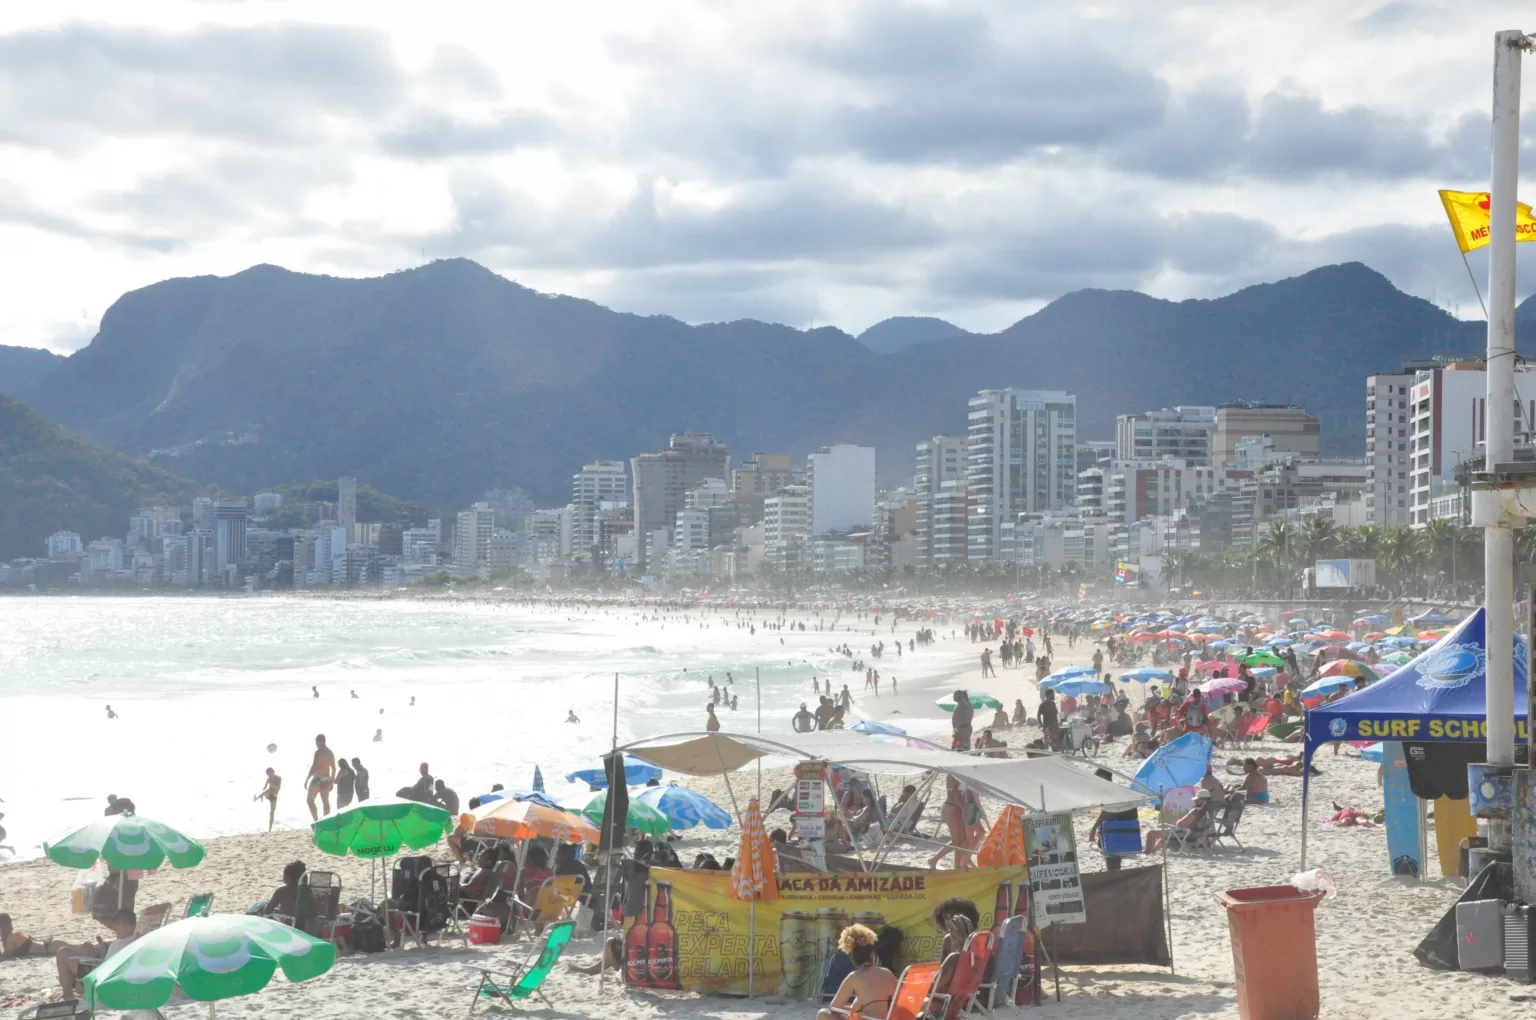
[1438,189,1536,252]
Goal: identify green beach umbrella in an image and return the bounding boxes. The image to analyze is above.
[310,798,452,858]
[573,790,671,836]
[935,692,1004,712]
[1382,652,1413,665]
[1239,651,1286,668]
[84,914,335,1014]
[44,813,206,871]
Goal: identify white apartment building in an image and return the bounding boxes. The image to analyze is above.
[253,492,283,513]
[489,529,518,572]
[966,389,1077,560]
[1407,361,1536,525]
[764,485,810,569]
[454,503,495,572]
[572,461,628,560]
[930,479,969,563]
[1365,368,1422,526]
[402,527,439,567]
[807,444,877,535]
[1115,407,1216,465]
[915,435,967,567]
[46,530,82,559]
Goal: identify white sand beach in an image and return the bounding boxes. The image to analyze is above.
[1,611,1523,1019]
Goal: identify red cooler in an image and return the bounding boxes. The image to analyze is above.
[468,914,502,946]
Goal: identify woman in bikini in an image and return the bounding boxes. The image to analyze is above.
[817,924,897,1020]
[928,776,980,870]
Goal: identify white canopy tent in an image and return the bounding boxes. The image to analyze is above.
[618,730,1146,814]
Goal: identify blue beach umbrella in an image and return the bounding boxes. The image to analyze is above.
[1131,732,1214,798]
[567,755,662,790]
[1120,668,1174,683]
[1048,678,1112,697]
[634,784,732,830]
[1054,664,1099,677]
[1302,675,1355,697]
[851,719,908,736]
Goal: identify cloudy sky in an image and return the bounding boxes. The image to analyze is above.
[3,0,1536,351]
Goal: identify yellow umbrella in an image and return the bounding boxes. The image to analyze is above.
[467,799,600,845]
[976,804,1027,867]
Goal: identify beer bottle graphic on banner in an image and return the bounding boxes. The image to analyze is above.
[647,881,680,990]
[625,883,652,987]
[993,882,1011,929]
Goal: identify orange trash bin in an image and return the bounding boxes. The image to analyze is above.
[1214,885,1326,1020]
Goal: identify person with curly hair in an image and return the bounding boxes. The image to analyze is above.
[817,924,897,1020]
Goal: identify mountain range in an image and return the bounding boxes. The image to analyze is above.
[0,259,1507,511]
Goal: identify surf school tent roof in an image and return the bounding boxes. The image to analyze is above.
[1303,608,1528,749]
[1409,607,1460,627]
[618,730,1145,814]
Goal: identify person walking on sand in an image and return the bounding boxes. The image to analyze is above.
[312,686,319,699]
[305,734,336,821]
[335,758,356,810]
[706,703,721,732]
[254,768,281,832]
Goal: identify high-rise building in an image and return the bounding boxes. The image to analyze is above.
[930,479,969,563]
[763,485,810,570]
[1406,361,1536,525]
[46,531,82,559]
[730,452,804,527]
[1365,366,1436,526]
[213,500,250,573]
[630,433,729,570]
[966,389,1077,561]
[572,461,629,561]
[807,444,876,536]
[455,503,495,572]
[915,435,967,567]
[1115,407,1216,465]
[192,496,214,527]
[338,477,357,538]
[1212,404,1320,464]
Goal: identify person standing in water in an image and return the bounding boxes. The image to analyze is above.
[254,768,281,832]
[305,734,336,821]
[335,758,356,810]
[312,686,319,699]
[351,758,370,802]
[105,705,118,719]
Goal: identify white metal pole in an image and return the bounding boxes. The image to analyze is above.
[599,672,619,996]
[1483,29,1528,768]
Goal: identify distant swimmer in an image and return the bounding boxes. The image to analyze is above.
[254,768,281,832]
[566,710,581,724]
[350,690,359,699]
[105,705,117,720]
[372,728,383,742]
[312,686,319,699]
[409,696,416,707]
[305,734,336,821]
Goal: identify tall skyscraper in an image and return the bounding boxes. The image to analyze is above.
[338,477,357,539]
[1365,367,1425,526]
[806,444,877,535]
[572,461,629,560]
[915,435,967,567]
[630,433,729,570]
[1405,361,1536,526]
[966,389,1077,561]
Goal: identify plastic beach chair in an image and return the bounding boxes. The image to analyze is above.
[514,876,585,935]
[468,920,575,1014]
[181,892,214,919]
[133,903,171,936]
[1211,796,1247,850]
[987,915,1027,1014]
[885,962,942,1020]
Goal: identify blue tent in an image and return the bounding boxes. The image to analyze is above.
[1303,608,1528,749]
[1130,732,1213,799]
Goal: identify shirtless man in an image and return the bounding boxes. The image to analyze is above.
[254,768,282,831]
[305,734,336,821]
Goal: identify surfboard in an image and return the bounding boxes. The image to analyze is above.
[1382,740,1425,879]
[1434,796,1478,879]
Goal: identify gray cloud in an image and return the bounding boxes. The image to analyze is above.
[378,110,561,159]
[94,153,353,235]
[0,21,403,149]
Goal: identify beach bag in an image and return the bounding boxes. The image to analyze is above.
[351,915,386,953]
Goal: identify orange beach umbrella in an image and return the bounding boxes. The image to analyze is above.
[468,798,599,845]
[729,798,779,903]
[976,804,1027,868]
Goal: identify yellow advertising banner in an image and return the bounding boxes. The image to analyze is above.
[622,866,1031,996]
[1437,189,1536,253]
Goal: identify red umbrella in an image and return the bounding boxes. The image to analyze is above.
[1314,645,1364,663]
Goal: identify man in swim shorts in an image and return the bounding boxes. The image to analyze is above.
[254,768,282,831]
[306,734,336,821]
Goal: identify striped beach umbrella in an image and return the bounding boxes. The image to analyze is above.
[729,798,779,903]
[634,784,732,830]
[45,814,206,872]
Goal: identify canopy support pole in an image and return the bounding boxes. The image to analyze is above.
[599,672,619,998]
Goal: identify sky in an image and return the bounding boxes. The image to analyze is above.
[4,0,1536,353]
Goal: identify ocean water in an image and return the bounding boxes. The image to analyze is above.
[0,596,897,861]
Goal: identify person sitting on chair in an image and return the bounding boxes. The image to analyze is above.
[259,860,307,919]
[55,909,136,997]
[1239,759,1270,803]
[1145,790,1215,851]
[817,924,897,1020]
[515,846,553,916]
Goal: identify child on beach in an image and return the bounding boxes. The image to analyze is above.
[254,768,281,832]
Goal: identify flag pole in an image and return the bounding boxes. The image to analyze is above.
[599,671,619,996]
[1459,250,1490,320]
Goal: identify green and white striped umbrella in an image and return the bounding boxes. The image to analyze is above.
[310,797,451,858]
[43,813,206,871]
[84,914,335,1012]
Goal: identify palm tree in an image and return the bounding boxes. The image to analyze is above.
[1297,515,1338,566]
[1380,526,1423,593]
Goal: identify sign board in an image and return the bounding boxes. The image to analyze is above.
[793,761,828,871]
[1022,810,1087,926]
